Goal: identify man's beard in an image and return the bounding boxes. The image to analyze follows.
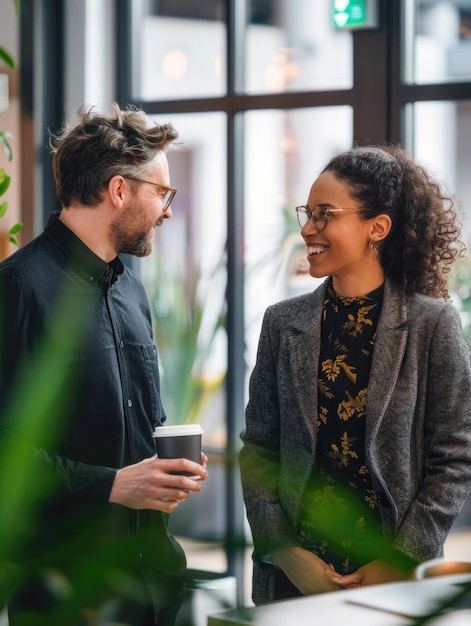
[109,202,154,257]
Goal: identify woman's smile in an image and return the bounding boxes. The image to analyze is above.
[307,244,328,256]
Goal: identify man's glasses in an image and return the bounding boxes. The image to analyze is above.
[127,177,177,212]
[295,205,361,231]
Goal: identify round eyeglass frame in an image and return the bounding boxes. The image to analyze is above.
[295,205,362,230]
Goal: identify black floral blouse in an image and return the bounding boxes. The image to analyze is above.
[297,281,385,574]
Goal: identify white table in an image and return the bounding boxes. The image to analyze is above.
[208,574,471,626]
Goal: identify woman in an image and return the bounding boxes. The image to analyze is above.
[239,145,471,605]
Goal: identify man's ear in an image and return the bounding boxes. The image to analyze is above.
[371,214,392,242]
[107,175,127,208]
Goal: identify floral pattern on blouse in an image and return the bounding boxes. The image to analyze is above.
[297,282,385,574]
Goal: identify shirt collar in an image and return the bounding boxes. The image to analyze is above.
[44,211,124,288]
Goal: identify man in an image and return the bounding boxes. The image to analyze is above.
[0,104,208,625]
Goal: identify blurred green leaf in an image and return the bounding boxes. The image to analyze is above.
[0,47,15,70]
[0,131,14,162]
[0,170,11,196]
[9,221,22,235]
[8,222,23,246]
[0,200,7,218]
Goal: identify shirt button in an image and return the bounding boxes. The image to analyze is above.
[128,399,133,407]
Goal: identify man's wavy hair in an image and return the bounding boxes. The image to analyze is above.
[323,144,466,299]
[49,103,178,208]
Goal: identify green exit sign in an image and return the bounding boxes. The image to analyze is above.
[332,0,379,30]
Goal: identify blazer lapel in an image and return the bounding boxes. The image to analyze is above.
[287,283,328,445]
[366,280,409,448]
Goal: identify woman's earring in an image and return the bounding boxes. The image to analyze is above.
[369,238,380,255]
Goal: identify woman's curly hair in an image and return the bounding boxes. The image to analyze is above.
[49,102,178,208]
[323,144,466,299]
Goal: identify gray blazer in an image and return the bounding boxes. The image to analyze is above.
[240,278,471,604]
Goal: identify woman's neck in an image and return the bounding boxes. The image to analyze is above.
[331,267,385,298]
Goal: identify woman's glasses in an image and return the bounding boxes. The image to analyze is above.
[295,205,361,230]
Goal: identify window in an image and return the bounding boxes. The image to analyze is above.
[244,106,353,374]
[244,0,353,94]
[138,0,226,99]
[404,0,471,84]
[141,112,228,449]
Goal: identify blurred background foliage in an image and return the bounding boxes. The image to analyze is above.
[0,0,22,247]
[452,256,471,350]
[0,288,102,624]
[150,257,226,428]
